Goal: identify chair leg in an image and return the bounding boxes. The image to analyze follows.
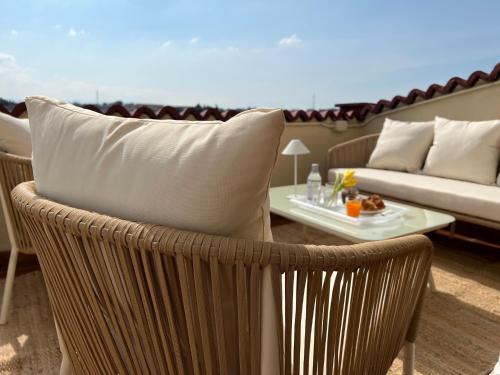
[427,271,437,293]
[402,341,415,375]
[0,245,19,325]
[55,320,73,375]
[59,350,72,375]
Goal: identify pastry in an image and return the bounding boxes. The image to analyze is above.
[361,194,385,211]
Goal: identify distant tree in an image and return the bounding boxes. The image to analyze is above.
[0,98,17,111]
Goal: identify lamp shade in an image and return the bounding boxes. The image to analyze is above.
[281,139,310,155]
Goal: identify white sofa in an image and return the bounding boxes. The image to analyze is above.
[327,133,500,229]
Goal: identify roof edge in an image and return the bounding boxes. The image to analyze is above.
[1,62,498,123]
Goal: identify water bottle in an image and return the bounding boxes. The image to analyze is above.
[307,163,322,202]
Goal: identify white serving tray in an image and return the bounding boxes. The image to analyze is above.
[289,195,407,226]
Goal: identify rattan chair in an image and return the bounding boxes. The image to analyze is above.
[0,151,33,324]
[12,181,432,375]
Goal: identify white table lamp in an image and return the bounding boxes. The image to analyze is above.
[282,139,310,198]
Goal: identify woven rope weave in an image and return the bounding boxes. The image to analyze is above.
[0,151,33,254]
[12,181,432,374]
[327,133,380,170]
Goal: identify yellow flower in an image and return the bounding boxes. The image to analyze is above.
[343,177,358,188]
[343,169,356,181]
[342,169,357,188]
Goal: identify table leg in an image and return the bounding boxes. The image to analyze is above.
[302,224,308,242]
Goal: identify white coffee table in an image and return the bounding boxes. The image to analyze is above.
[270,184,455,244]
[271,184,455,292]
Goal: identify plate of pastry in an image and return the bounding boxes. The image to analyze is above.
[360,194,386,215]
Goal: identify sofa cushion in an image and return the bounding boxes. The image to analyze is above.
[330,168,500,222]
[0,112,32,157]
[26,96,285,241]
[367,118,434,172]
[423,117,500,185]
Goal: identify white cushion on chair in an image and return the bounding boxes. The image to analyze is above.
[0,112,31,157]
[367,118,434,173]
[26,96,284,241]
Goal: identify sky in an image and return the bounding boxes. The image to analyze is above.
[1,0,499,109]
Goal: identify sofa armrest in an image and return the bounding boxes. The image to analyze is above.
[327,133,380,170]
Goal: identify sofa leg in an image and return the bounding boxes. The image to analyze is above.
[427,272,437,293]
[449,222,456,238]
[0,245,19,325]
[402,341,415,375]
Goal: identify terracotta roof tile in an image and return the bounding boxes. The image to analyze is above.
[156,106,179,119]
[10,102,27,117]
[221,109,239,121]
[105,104,131,117]
[354,63,500,120]
[133,106,156,119]
[81,104,102,114]
[1,62,498,122]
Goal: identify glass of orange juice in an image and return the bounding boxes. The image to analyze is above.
[346,197,362,218]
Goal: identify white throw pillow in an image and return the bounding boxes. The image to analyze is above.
[423,117,500,185]
[367,118,434,172]
[26,96,285,241]
[0,111,32,157]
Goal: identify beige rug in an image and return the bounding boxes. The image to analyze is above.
[0,271,60,374]
[1,223,499,374]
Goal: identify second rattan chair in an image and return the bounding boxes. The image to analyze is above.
[0,151,33,324]
[12,181,432,375]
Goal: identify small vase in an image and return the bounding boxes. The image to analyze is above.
[326,190,340,208]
